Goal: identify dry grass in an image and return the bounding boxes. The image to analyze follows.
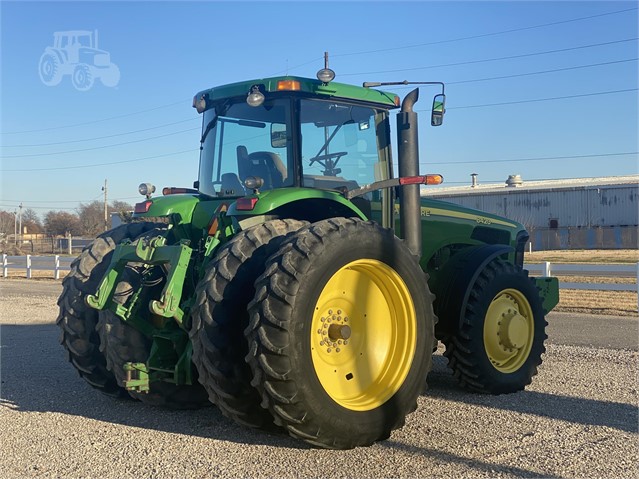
[0,270,69,280]
[526,249,639,263]
[556,290,637,317]
[525,249,638,316]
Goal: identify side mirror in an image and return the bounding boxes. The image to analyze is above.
[270,123,287,148]
[431,94,446,127]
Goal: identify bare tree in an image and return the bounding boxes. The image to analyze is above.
[111,200,133,224]
[77,201,104,237]
[77,200,134,236]
[21,208,43,234]
[44,211,82,236]
[0,210,15,238]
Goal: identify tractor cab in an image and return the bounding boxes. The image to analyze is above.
[193,73,445,228]
[194,77,396,222]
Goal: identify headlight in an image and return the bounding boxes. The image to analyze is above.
[138,182,156,198]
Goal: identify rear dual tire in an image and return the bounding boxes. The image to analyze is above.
[190,219,307,428]
[245,218,436,449]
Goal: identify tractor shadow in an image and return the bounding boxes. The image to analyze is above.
[0,323,308,449]
[2,323,635,452]
[426,354,638,434]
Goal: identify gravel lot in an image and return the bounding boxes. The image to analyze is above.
[1,280,637,478]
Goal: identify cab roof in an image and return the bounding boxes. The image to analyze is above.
[193,76,400,110]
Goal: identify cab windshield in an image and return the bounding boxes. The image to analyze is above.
[197,97,390,204]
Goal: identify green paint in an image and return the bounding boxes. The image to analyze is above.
[194,76,399,110]
[226,187,367,218]
[534,276,560,314]
[123,362,150,392]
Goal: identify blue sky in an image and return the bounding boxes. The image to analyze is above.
[1,0,637,216]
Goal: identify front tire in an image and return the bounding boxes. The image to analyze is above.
[100,64,120,87]
[190,219,307,429]
[245,218,435,449]
[443,259,547,394]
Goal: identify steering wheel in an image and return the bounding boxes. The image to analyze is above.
[309,151,348,167]
[309,151,348,176]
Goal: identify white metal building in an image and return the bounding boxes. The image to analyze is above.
[422,175,639,250]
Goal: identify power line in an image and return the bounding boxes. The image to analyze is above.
[415,88,638,111]
[332,7,638,58]
[339,38,638,77]
[1,99,191,135]
[1,149,198,172]
[0,204,78,211]
[449,58,638,86]
[5,8,634,139]
[423,152,638,166]
[3,118,199,148]
[384,58,638,91]
[1,129,197,159]
[5,76,631,157]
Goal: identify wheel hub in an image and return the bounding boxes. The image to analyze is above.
[316,309,350,353]
[483,289,535,373]
[499,310,528,349]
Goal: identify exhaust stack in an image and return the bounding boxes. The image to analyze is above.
[397,88,422,257]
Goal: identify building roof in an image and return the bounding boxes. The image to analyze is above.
[422,175,639,196]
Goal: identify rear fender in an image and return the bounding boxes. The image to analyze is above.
[227,188,367,225]
[44,46,67,64]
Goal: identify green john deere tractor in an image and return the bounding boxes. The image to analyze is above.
[57,63,559,449]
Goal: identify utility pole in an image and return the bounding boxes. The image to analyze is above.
[13,209,17,245]
[102,179,108,231]
[18,203,23,244]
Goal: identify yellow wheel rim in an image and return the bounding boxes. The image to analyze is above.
[310,259,417,411]
[483,288,534,373]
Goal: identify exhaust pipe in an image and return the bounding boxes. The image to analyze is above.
[397,88,422,258]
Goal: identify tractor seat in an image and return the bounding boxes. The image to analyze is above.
[220,173,245,197]
[237,146,287,190]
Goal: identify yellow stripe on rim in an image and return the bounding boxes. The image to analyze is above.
[483,288,534,373]
[310,259,417,411]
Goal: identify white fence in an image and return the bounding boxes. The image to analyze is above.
[1,254,75,280]
[2,254,638,292]
[525,262,639,292]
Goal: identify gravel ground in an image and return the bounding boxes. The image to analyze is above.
[1,284,637,478]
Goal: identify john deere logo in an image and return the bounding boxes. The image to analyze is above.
[38,30,120,91]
